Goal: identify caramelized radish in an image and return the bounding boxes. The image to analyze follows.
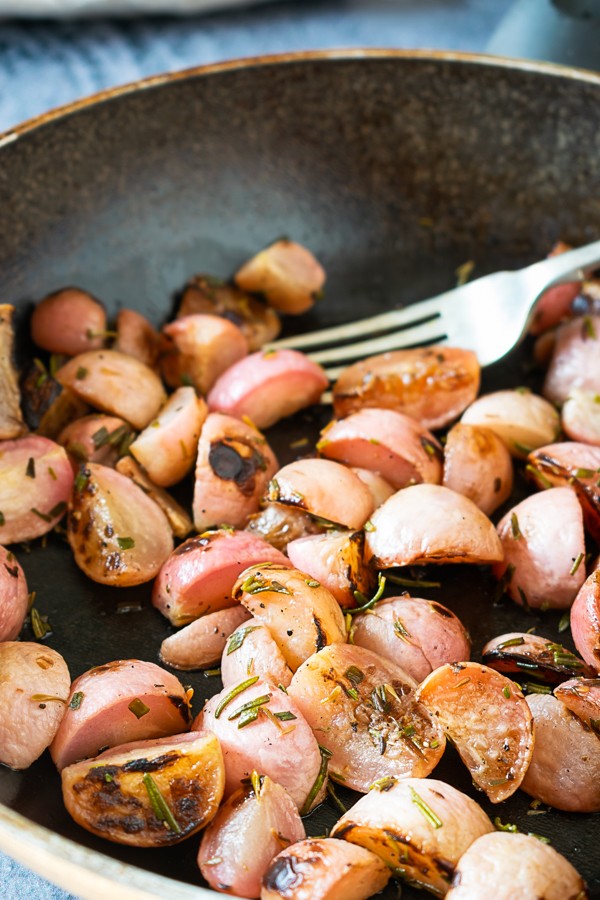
[554,677,600,729]
[543,315,600,405]
[234,239,325,315]
[58,414,132,471]
[113,308,161,369]
[0,304,26,439]
[570,571,600,671]
[482,632,592,683]
[562,389,600,445]
[287,530,376,609]
[442,423,513,515]
[160,313,248,394]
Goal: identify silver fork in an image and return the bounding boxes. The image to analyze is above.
[264,240,600,380]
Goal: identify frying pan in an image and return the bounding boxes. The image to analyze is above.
[0,50,599,899]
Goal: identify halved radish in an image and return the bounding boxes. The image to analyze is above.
[234,239,325,315]
[570,571,600,671]
[554,676,600,729]
[287,530,376,608]
[482,632,593,683]
[113,308,161,369]
[221,619,293,689]
[442,423,513,516]
[161,313,248,395]
[461,389,560,459]
[0,545,29,641]
[159,606,251,671]
[543,314,600,405]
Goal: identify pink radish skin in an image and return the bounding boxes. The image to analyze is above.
[113,308,161,369]
[570,571,600,671]
[31,288,107,356]
[461,390,560,459]
[351,467,395,508]
[58,414,130,471]
[287,530,376,608]
[443,423,513,516]
[543,315,600,405]
[0,545,29,641]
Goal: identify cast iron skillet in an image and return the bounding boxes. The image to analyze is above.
[0,50,599,899]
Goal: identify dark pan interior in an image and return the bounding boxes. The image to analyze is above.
[1,52,599,897]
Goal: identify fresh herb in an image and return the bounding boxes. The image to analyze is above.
[369,776,398,792]
[409,786,442,828]
[300,745,332,815]
[494,817,518,832]
[142,773,181,833]
[305,579,320,588]
[69,691,84,710]
[49,501,67,519]
[0,512,4,527]
[91,426,110,449]
[203,667,222,678]
[523,682,552,695]
[349,573,386,615]
[455,259,475,286]
[274,711,297,722]
[496,636,525,650]
[238,708,260,728]
[74,467,90,492]
[371,684,390,714]
[226,625,260,655]
[214,675,259,719]
[528,832,551,844]
[30,608,52,639]
[240,573,291,595]
[75,366,88,380]
[502,685,511,699]
[569,552,584,576]
[513,441,532,456]
[363,520,376,532]
[583,315,597,339]
[386,573,441,589]
[326,781,348,814]
[510,513,522,540]
[393,619,411,641]
[117,536,135,550]
[344,666,365,686]
[25,457,36,478]
[128,698,150,719]
[30,508,52,523]
[558,611,570,633]
[227,693,271,721]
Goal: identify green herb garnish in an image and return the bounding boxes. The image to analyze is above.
[214,675,259,719]
[409,786,442,828]
[128,698,150,719]
[142,772,181,833]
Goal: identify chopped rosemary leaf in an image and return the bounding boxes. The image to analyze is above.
[393,619,411,641]
[528,832,551,844]
[226,625,260,655]
[49,501,67,519]
[227,693,271,721]
[250,770,264,799]
[409,786,442,828]
[240,573,291,595]
[128,698,150,719]
[513,441,533,456]
[30,507,52,523]
[274,711,297,721]
[0,512,4,526]
[386,573,441,589]
[525,465,552,489]
[25,457,36,478]
[92,426,110,449]
[75,366,88,380]
[203,667,222,678]
[363,520,376,532]
[238,707,260,728]
[300,745,331,815]
[510,513,522,540]
[117,536,135,550]
[30,608,52,639]
[327,781,348,814]
[349,573,386,615]
[558,611,570,633]
[524,682,552,695]
[142,772,181,833]
[214,675,259,718]
[569,552,584,576]
[494,816,518,832]
[305,579,320,588]
[496,636,525,650]
[74,468,90,492]
[344,665,364,686]
[583,315,597,339]
[502,685,511,699]
[69,691,84,710]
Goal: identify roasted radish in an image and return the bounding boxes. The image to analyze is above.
[482,632,592,683]
[115,455,193,539]
[0,304,26,439]
[0,545,29,641]
[234,239,325,315]
[160,313,248,395]
[562,389,600,445]
[287,530,376,608]
[113,308,161,369]
[58,414,132,470]
[554,677,600,730]
[543,314,600,405]
[31,287,107,356]
[245,503,323,553]
[460,389,560,459]
[442,423,513,515]
[159,606,251,671]
[221,619,293,689]
[570,571,600,671]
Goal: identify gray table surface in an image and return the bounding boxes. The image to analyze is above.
[0,1,509,896]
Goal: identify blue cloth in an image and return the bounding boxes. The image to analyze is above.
[0,2,504,897]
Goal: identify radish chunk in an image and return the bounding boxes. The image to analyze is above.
[0,435,73,544]
[482,632,593,683]
[130,386,207,487]
[160,605,251,671]
[234,239,325,315]
[193,413,278,532]
[521,693,600,812]
[0,304,26,439]
[115,455,193,539]
[221,619,293,689]
[461,389,560,459]
[152,529,290,626]
[67,463,173,587]
[526,442,600,543]
[543,314,600,405]
[416,662,534,803]
[555,676,600,728]
[245,503,324,552]
[0,545,29,641]
[365,484,503,569]
[351,467,395,508]
[50,659,191,771]
[351,596,471,683]
[288,644,444,792]
[58,414,132,471]
[333,346,480,430]
[234,564,347,672]
[199,775,305,898]
[570,571,600,671]
[55,349,166,430]
[494,487,585,610]
[261,838,390,900]
[178,274,281,351]
[160,314,248,395]
[31,287,107,356]
[207,349,328,430]
[195,678,323,811]
[266,459,374,531]
[0,642,70,770]
[330,777,493,896]
[113,308,161,369]
[318,408,442,490]
[562,389,600,445]
[62,731,224,847]
[442,423,513,516]
[446,832,587,900]
[287,530,376,608]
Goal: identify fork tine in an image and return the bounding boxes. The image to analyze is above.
[265,295,444,352]
[308,315,447,367]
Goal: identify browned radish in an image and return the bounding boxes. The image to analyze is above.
[193,413,278,532]
[330,777,493,896]
[115,455,193,539]
[543,314,600,405]
[62,731,224,846]
[526,441,600,544]
[554,677,600,729]
[234,239,325,315]
[207,349,328,429]
[130,386,207,487]
[178,273,281,350]
[521,693,600,812]
[0,641,70,769]
[0,304,26,439]
[317,408,442,489]
[0,434,73,544]
[221,619,293,689]
[0,545,29,641]
[58,414,132,471]
[562,389,600,446]
[461,389,560,459]
[245,503,324,552]
[266,459,374,531]
[365,484,503,569]
[55,349,166,430]
[67,463,173,587]
[195,678,324,811]
[113,308,161,369]
[152,529,290,626]
[36,387,89,441]
[446,832,588,900]
[333,346,480,430]
[570,571,600,671]
[288,644,444,792]
[416,662,534,802]
[31,287,107,356]
[199,775,305,897]
[287,530,376,609]
[494,487,586,610]
[50,659,191,771]
[442,423,513,516]
[261,838,390,900]
[351,596,471,683]
[234,564,347,672]
[159,606,251,670]
[482,632,593,683]
[160,313,248,394]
